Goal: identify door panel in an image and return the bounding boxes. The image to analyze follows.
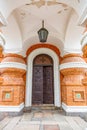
[32,66,43,104]
[32,54,54,105]
[43,66,54,104]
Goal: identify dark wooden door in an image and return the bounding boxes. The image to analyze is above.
[32,54,54,105]
[43,66,54,104]
[32,66,43,104]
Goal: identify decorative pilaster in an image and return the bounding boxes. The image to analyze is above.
[60,54,87,113]
[82,43,87,106]
[0,46,3,62]
[0,54,26,112]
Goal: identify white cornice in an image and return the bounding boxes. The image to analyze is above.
[0,62,26,70]
[63,48,82,56]
[4,47,22,53]
[60,62,87,70]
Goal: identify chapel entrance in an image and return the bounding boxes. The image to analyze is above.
[32,54,54,105]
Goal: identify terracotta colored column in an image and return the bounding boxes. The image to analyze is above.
[82,44,87,106]
[0,54,26,113]
[60,54,87,114]
[0,46,3,62]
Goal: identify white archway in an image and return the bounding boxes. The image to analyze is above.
[25,48,61,107]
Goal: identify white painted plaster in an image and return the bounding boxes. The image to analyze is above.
[0,103,24,112]
[0,62,26,70]
[2,14,22,52]
[60,62,87,70]
[62,103,87,113]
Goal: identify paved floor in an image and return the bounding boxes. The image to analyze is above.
[0,110,87,130]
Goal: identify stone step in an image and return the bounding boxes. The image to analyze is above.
[32,104,57,110]
[32,106,55,110]
[24,106,56,112]
[24,105,62,113]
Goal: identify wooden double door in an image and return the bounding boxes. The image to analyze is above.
[32,54,54,105]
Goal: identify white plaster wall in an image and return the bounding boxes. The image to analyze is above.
[0,0,9,19]
[0,0,87,55]
[0,0,30,19]
[0,0,87,19]
[64,11,84,54]
[73,0,87,17]
[1,14,22,53]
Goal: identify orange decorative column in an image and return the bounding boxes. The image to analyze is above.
[0,45,3,62]
[60,54,87,115]
[0,54,26,115]
[82,44,87,114]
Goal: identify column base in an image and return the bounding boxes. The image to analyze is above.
[0,103,24,120]
[24,106,31,113]
[62,102,87,120]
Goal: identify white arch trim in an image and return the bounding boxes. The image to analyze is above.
[25,48,61,107]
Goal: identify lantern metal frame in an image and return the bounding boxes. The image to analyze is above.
[38,20,49,43]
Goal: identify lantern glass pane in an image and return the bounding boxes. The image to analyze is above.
[38,28,48,42]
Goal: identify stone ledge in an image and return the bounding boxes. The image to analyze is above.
[0,103,24,112]
[62,102,87,113]
[60,62,87,70]
[62,102,87,120]
[0,62,26,70]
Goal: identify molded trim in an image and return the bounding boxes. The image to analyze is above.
[62,103,87,112]
[60,62,87,70]
[0,103,24,112]
[0,62,26,70]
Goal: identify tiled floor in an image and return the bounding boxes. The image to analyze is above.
[44,125,60,130]
[0,110,87,130]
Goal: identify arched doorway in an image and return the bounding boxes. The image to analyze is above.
[25,48,61,107]
[32,54,54,105]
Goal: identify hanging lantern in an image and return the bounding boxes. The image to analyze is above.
[38,20,49,43]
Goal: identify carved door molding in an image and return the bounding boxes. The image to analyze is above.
[25,48,61,107]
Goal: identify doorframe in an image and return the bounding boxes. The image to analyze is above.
[25,48,61,107]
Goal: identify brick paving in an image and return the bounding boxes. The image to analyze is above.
[44,125,59,130]
[0,110,87,130]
